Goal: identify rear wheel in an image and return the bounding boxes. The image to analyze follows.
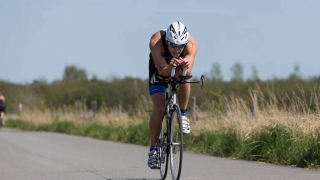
[158,115,169,179]
[169,104,183,180]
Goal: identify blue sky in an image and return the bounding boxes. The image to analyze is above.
[1,0,320,84]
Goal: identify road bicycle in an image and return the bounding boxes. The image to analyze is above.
[150,67,204,180]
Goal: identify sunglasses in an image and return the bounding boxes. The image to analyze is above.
[168,42,186,49]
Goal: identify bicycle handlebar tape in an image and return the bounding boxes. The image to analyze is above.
[183,68,187,76]
[171,67,176,77]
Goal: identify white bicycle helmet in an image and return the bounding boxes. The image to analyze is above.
[166,21,189,45]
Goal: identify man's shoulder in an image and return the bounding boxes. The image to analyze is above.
[150,30,165,41]
[187,34,198,47]
[183,34,198,56]
[149,30,165,50]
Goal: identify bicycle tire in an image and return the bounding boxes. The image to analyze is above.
[169,104,183,180]
[158,115,169,179]
[0,116,2,128]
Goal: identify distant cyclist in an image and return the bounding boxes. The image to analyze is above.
[0,92,6,125]
[147,21,198,169]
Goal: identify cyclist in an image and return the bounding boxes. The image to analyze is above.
[147,21,198,169]
[0,92,6,125]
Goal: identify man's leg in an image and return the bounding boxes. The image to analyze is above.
[148,92,166,169]
[177,67,191,112]
[178,83,191,111]
[178,82,191,134]
[149,93,166,147]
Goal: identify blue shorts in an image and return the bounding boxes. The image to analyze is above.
[149,85,166,95]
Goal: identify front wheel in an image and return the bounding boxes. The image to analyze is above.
[169,104,183,180]
[158,115,169,179]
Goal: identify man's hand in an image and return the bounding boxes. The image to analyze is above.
[178,57,190,68]
[169,57,190,68]
[169,58,180,67]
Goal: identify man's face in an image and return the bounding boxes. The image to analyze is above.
[167,42,186,58]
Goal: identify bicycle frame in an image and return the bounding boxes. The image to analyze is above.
[165,83,178,117]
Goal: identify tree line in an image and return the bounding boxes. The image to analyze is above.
[1,64,319,114]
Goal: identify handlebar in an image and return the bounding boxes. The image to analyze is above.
[170,67,187,78]
[150,67,204,89]
[183,68,187,76]
[170,67,176,77]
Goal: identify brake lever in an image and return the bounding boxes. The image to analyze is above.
[200,75,204,89]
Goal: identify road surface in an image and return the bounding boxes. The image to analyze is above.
[0,128,320,180]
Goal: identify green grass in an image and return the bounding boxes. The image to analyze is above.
[4,119,320,169]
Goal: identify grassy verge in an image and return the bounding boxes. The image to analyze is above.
[4,119,320,170]
[4,119,150,146]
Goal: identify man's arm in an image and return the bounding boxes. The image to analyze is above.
[149,31,173,77]
[181,34,198,75]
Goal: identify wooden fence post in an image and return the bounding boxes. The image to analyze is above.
[62,104,66,116]
[52,108,57,120]
[92,101,97,119]
[118,100,122,116]
[78,101,82,118]
[19,103,23,115]
[192,96,196,120]
[252,90,258,118]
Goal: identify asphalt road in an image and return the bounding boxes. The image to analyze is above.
[0,128,320,180]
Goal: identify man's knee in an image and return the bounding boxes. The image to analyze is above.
[154,103,166,114]
[179,83,190,92]
[151,91,166,114]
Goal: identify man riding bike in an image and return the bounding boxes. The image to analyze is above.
[0,92,6,126]
[147,21,198,169]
